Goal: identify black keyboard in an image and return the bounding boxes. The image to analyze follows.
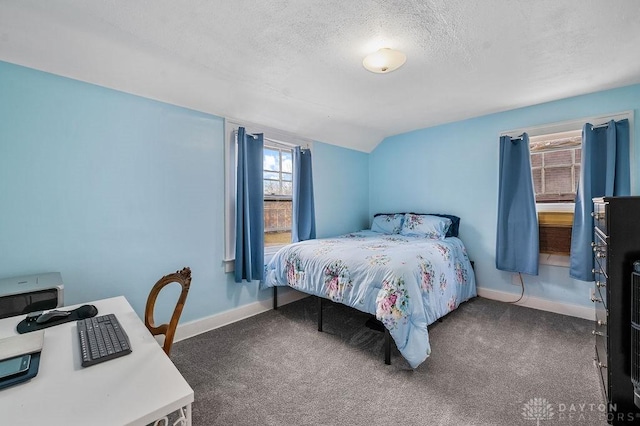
[77,314,132,367]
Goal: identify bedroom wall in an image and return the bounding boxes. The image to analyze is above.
[370,83,640,310]
[313,142,370,237]
[0,61,370,324]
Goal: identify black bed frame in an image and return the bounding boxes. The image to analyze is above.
[273,286,393,364]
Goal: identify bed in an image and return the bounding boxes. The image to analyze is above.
[261,213,477,368]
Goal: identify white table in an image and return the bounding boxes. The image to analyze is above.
[0,296,194,426]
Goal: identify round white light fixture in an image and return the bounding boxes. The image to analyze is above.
[362,48,406,74]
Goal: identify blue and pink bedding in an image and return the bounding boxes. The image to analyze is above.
[262,230,477,368]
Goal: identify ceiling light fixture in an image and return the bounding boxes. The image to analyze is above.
[362,48,406,74]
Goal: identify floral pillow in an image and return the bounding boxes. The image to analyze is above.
[400,213,451,239]
[371,214,404,234]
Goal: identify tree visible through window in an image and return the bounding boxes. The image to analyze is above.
[263,143,293,246]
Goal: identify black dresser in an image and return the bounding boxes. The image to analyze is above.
[592,196,640,423]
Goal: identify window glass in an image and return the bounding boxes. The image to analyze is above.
[282,151,292,173]
[281,181,292,195]
[530,131,581,203]
[264,148,279,170]
[264,143,293,246]
[264,171,279,180]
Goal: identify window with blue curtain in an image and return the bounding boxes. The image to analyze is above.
[229,124,316,281]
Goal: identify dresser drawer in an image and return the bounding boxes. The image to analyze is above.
[593,230,608,278]
[595,339,608,402]
[593,270,607,309]
[591,269,608,311]
[591,288,606,311]
[595,305,607,337]
[592,202,607,235]
[594,271,606,295]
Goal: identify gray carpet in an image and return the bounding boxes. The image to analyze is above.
[170,296,606,425]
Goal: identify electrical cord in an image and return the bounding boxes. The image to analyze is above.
[506,272,525,304]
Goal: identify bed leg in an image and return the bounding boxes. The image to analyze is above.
[384,328,391,365]
[317,296,323,332]
[273,287,278,310]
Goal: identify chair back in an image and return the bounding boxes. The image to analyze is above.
[145,267,191,356]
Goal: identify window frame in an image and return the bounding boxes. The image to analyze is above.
[224,119,312,272]
[500,110,634,267]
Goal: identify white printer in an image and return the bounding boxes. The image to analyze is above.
[0,273,64,319]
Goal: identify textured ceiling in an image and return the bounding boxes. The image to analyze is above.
[1,0,639,152]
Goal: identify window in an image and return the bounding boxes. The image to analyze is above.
[529,130,581,258]
[263,143,293,247]
[224,119,311,271]
[530,130,581,203]
[503,111,632,266]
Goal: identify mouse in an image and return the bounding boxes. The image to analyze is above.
[76,304,98,319]
[36,310,71,324]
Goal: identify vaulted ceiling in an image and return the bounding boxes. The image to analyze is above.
[1,0,639,152]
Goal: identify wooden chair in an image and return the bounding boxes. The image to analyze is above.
[145,267,192,357]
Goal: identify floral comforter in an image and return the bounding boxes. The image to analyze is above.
[262,230,477,368]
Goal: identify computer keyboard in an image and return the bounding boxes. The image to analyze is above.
[77,314,132,367]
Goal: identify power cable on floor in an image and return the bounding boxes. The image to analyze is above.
[506,272,525,304]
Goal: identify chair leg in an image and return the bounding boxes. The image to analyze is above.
[317,296,323,332]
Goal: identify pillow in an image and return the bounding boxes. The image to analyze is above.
[428,214,461,238]
[400,213,451,239]
[371,213,404,234]
[374,212,461,237]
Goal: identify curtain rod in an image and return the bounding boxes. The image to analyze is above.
[499,110,632,138]
[591,122,610,130]
[233,129,310,150]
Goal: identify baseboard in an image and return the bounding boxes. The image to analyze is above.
[173,287,593,343]
[477,287,595,321]
[173,288,309,343]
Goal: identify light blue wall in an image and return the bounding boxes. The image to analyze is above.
[313,142,370,237]
[370,84,640,308]
[5,57,636,319]
[0,61,370,323]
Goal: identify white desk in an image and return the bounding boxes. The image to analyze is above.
[0,296,194,426]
